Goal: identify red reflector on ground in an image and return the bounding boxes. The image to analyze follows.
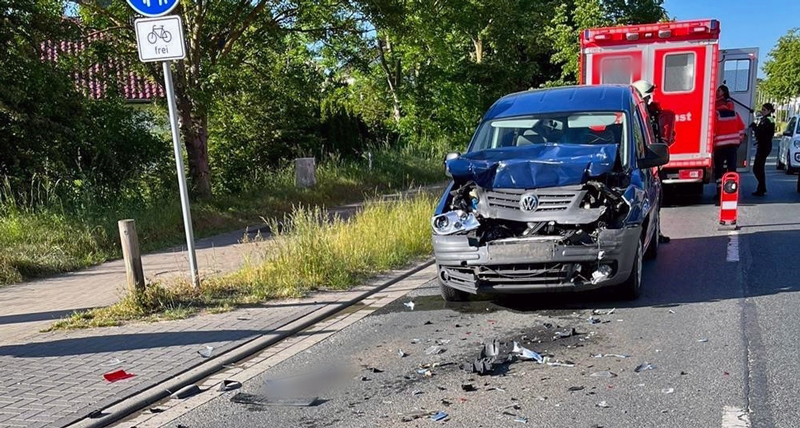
[103,370,135,382]
[678,169,703,180]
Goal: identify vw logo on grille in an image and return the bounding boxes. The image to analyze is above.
[519,193,539,212]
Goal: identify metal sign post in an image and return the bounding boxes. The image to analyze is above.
[133,13,199,288]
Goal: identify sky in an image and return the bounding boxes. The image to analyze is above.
[663,0,800,77]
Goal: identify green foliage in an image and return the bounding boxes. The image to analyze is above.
[545,0,666,84]
[762,29,800,101]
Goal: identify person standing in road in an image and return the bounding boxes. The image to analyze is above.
[713,85,746,194]
[750,103,776,196]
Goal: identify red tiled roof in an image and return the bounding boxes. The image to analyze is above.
[41,38,164,102]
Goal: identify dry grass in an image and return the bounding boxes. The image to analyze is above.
[48,193,437,330]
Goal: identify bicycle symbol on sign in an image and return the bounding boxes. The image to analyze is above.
[147,25,172,44]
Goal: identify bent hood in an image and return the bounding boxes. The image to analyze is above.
[447,143,618,189]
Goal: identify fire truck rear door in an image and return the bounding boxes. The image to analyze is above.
[719,48,759,171]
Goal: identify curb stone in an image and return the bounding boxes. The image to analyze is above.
[65,258,436,428]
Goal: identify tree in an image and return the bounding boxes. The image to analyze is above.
[762,29,800,102]
[72,0,360,198]
[545,0,666,85]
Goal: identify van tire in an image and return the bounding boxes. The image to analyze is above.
[618,240,643,300]
[439,278,469,302]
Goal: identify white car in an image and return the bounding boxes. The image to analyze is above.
[777,115,800,174]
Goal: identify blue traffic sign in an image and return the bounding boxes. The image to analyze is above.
[125,0,179,17]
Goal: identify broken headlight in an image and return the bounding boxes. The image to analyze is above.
[431,210,480,235]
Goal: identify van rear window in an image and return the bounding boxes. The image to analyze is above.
[663,53,695,93]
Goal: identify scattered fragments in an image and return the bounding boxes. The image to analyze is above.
[590,371,618,378]
[365,367,384,373]
[547,361,576,368]
[588,317,601,325]
[487,387,506,392]
[425,346,446,355]
[411,390,424,396]
[461,384,478,392]
[430,411,448,422]
[514,416,529,424]
[634,362,656,373]
[411,339,421,344]
[698,338,709,343]
[554,328,578,339]
[404,301,415,311]
[568,386,585,392]
[424,321,433,325]
[543,322,554,329]
[398,349,408,358]
[198,346,214,358]
[482,339,501,358]
[596,401,610,408]
[236,315,252,321]
[400,410,433,422]
[100,358,122,367]
[103,369,135,383]
[512,341,543,363]
[360,376,371,381]
[218,380,242,392]
[593,308,615,315]
[230,393,320,407]
[662,388,675,394]
[147,407,165,414]
[171,384,201,399]
[441,399,452,407]
[680,371,688,376]
[668,309,676,314]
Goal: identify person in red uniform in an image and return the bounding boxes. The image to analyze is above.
[713,85,746,194]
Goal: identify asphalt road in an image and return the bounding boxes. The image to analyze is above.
[168,159,800,428]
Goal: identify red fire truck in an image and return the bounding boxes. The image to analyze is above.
[579,20,758,195]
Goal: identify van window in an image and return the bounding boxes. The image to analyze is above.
[632,109,647,159]
[601,57,633,84]
[786,117,797,135]
[724,59,751,92]
[662,53,695,93]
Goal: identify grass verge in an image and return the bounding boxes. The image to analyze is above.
[47,192,436,330]
[1,151,442,286]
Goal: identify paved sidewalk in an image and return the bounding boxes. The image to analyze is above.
[0,185,443,428]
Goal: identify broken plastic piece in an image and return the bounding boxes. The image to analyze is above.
[100,358,122,367]
[591,265,612,284]
[411,390,424,396]
[404,301,415,311]
[461,384,477,392]
[171,384,201,399]
[698,338,709,343]
[568,386,585,392]
[103,369,135,383]
[662,388,675,394]
[198,346,214,358]
[218,380,242,392]
[425,346,446,355]
[593,308,615,315]
[547,361,575,367]
[398,349,408,358]
[482,339,501,358]
[634,362,656,373]
[231,393,319,407]
[512,341,543,363]
[514,416,529,424]
[590,371,617,378]
[554,328,578,339]
[588,317,601,325]
[597,401,610,408]
[430,411,448,422]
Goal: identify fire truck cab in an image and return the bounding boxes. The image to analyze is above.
[580,20,758,195]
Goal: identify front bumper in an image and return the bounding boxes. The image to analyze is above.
[433,226,641,294]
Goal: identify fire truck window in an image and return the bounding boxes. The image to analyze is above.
[723,59,751,92]
[662,53,695,93]
[601,57,633,84]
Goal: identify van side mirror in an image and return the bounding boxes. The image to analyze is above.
[444,152,460,177]
[638,143,670,169]
[658,110,677,146]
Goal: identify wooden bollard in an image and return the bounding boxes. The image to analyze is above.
[295,157,317,188]
[118,219,145,294]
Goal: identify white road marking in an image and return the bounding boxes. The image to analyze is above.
[721,405,750,427]
[727,231,740,263]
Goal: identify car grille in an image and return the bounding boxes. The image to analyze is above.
[477,263,572,284]
[483,187,582,213]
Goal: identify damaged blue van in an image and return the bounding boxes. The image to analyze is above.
[432,85,670,301]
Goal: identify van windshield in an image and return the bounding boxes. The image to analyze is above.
[469,112,627,152]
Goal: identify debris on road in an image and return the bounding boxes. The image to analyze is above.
[482,339,501,358]
[430,411,448,421]
[364,366,384,373]
[218,380,242,392]
[662,388,675,394]
[425,345,446,355]
[568,386,585,392]
[593,308,615,315]
[547,361,576,368]
[590,371,617,378]
[698,338,709,343]
[171,384,201,399]
[100,358,123,367]
[231,393,320,407]
[634,362,656,373]
[404,301,415,311]
[512,341,543,363]
[461,384,478,392]
[198,346,214,358]
[554,328,578,339]
[514,416,529,423]
[400,410,434,422]
[147,407,165,414]
[398,349,408,358]
[588,317,601,325]
[103,369,135,383]
[596,401,610,408]
[411,390,424,396]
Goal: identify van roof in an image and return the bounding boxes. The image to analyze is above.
[483,85,634,121]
